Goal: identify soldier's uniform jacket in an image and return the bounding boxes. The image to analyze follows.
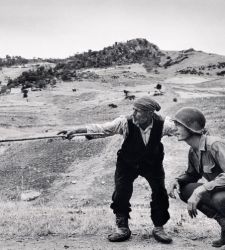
[177,135,225,191]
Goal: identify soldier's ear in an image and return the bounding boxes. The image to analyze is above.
[147,110,154,116]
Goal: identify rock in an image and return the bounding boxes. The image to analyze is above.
[20,190,41,201]
[173,97,178,102]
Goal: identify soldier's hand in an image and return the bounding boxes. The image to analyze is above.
[187,192,201,218]
[187,185,206,218]
[168,179,180,199]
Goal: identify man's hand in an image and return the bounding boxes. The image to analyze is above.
[168,179,180,199]
[57,130,69,140]
[57,130,68,135]
[66,130,77,140]
[187,185,206,218]
[57,130,76,140]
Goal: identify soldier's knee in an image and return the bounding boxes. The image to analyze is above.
[178,190,188,203]
[212,192,225,209]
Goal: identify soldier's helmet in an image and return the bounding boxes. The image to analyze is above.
[173,107,206,134]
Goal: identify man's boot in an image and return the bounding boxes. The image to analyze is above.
[212,215,225,247]
[152,226,172,244]
[108,214,131,242]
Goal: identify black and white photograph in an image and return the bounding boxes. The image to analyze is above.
[1,0,225,249]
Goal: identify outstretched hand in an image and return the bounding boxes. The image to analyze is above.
[66,131,76,140]
[57,130,76,140]
[57,130,68,135]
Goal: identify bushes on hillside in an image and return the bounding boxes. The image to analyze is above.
[177,67,204,75]
[63,38,162,70]
[7,65,56,89]
[217,70,225,76]
[177,62,225,76]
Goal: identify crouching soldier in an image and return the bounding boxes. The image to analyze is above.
[169,107,225,248]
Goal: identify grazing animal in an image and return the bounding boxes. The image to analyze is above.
[108,103,118,108]
[173,98,178,102]
[123,90,129,96]
[155,84,162,90]
[153,90,163,96]
[22,89,28,98]
[125,95,136,100]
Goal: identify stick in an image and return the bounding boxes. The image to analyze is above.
[0,133,105,143]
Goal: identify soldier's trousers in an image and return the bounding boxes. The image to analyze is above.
[179,182,225,218]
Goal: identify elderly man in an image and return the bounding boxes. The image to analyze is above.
[59,96,175,244]
[169,107,225,248]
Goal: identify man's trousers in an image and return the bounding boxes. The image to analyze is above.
[110,161,170,227]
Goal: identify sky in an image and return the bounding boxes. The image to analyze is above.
[1,0,225,59]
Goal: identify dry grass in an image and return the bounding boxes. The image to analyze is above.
[0,201,115,239]
[0,198,219,244]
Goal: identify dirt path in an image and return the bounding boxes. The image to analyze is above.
[0,235,217,250]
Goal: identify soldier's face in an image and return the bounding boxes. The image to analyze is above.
[175,122,191,141]
[132,107,153,125]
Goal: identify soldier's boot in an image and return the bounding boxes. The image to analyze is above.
[212,215,225,247]
[152,226,172,244]
[107,214,131,242]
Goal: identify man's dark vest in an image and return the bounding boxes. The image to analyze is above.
[117,114,164,167]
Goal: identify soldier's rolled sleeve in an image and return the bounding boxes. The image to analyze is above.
[203,174,225,191]
[203,141,225,191]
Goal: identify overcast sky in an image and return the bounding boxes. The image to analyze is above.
[1,0,225,58]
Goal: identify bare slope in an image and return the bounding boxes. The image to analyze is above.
[0,63,225,249]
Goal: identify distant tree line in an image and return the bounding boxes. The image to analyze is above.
[0,55,29,67]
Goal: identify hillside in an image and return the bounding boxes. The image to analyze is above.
[0,40,225,249]
[160,49,225,76]
[3,39,225,93]
[64,38,162,68]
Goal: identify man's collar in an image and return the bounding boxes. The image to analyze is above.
[199,134,207,151]
[133,117,153,132]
